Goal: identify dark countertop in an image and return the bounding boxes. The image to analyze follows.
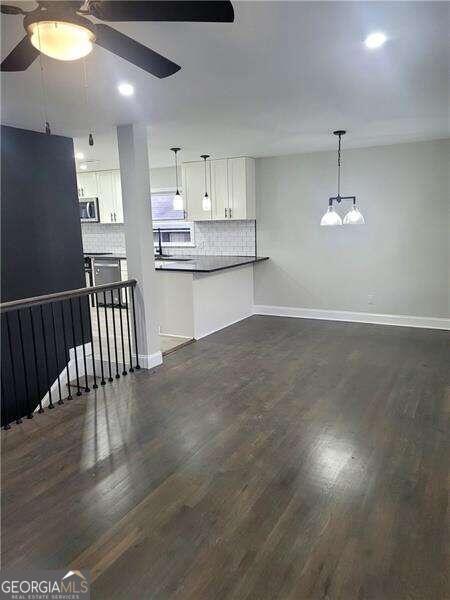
[84,252,127,260]
[155,255,269,273]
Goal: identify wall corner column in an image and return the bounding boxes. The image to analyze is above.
[116,123,161,368]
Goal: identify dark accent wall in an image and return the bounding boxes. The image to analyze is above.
[1,125,87,425]
[1,125,84,300]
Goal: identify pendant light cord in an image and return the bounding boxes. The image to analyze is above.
[204,157,207,195]
[171,148,181,193]
[200,155,210,196]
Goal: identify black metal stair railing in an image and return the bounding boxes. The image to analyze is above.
[0,279,140,430]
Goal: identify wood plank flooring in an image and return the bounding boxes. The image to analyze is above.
[2,316,449,599]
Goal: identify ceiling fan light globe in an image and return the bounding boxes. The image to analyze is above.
[320,207,342,226]
[173,192,183,211]
[28,20,95,61]
[343,207,365,225]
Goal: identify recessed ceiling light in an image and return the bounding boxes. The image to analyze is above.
[75,151,84,160]
[365,32,387,49]
[118,82,134,96]
[80,163,88,170]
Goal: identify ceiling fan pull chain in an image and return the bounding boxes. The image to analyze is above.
[83,56,94,146]
[37,23,51,135]
[337,132,342,198]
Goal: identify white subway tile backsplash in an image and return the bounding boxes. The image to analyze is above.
[82,219,256,257]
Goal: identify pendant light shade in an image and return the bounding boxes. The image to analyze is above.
[201,154,211,212]
[173,190,183,211]
[320,130,365,226]
[321,206,342,226]
[170,147,183,210]
[343,206,365,225]
[202,194,211,211]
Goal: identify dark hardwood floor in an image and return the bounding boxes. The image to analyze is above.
[2,316,449,599]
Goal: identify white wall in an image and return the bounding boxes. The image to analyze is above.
[254,139,449,320]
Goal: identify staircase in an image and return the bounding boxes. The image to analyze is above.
[1,278,140,428]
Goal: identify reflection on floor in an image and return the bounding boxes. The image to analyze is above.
[90,304,193,358]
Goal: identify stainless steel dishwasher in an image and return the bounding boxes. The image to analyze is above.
[94,257,122,306]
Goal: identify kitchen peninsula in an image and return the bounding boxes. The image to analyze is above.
[156,256,268,340]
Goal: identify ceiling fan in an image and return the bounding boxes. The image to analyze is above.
[0,0,235,78]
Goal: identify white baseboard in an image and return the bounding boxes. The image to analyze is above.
[159,332,192,340]
[92,351,163,371]
[252,304,450,331]
[93,351,163,371]
[195,312,253,340]
[137,351,163,369]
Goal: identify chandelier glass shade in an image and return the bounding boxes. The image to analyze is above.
[320,206,343,226]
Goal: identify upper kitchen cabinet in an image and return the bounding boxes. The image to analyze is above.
[211,159,229,220]
[227,157,255,220]
[183,157,255,221]
[96,171,116,223]
[111,170,124,223]
[78,170,124,224]
[77,172,98,198]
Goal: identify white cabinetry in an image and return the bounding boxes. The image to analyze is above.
[112,170,123,223]
[78,170,124,223]
[211,159,229,220]
[96,171,116,223]
[183,157,255,221]
[77,172,98,198]
[228,157,255,220]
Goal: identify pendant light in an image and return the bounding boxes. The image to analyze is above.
[320,130,365,226]
[171,147,183,210]
[201,154,211,212]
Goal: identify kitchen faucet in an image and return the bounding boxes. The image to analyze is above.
[156,228,163,256]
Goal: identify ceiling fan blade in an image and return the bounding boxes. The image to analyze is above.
[90,1,234,23]
[95,24,181,78]
[1,36,40,71]
[0,4,24,15]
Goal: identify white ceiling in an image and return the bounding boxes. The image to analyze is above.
[1,1,449,168]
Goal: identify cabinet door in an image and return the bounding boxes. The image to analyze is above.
[211,159,229,220]
[96,171,116,223]
[184,162,212,221]
[77,172,98,198]
[228,158,255,220]
[112,171,124,223]
[227,158,246,220]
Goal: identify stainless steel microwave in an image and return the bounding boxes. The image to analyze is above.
[80,198,99,223]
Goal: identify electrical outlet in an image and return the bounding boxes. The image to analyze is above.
[368,294,375,305]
